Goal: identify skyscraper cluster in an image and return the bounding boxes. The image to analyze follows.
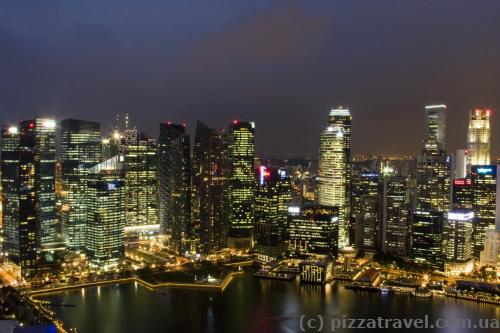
[0,104,498,279]
[321,105,498,273]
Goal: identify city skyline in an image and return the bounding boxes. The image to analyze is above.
[2,1,500,157]
[1,2,499,332]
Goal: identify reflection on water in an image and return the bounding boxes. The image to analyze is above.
[40,270,499,333]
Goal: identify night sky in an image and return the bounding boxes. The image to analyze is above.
[2,0,500,158]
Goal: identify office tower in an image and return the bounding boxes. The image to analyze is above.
[351,172,380,247]
[288,205,339,258]
[470,165,497,257]
[1,126,20,263]
[317,107,352,249]
[123,131,158,239]
[411,210,445,270]
[85,158,125,269]
[382,173,411,257]
[1,119,57,278]
[254,167,291,260]
[424,104,447,151]
[467,108,491,168]
[158,123,191,252]
[444,209,474,263]
[453,149,467,180]
[227,120,256,249]
[60,119,101,251]
[21,119,58,248]
[192,122,229,254]
[356,195,380,251]
[452,178,473,209]
[416,105,450,212]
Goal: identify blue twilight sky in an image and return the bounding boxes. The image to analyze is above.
[2,0,500,158]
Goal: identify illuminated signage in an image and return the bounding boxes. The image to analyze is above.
[475,167,494,174]
[107,183,116,190]
[288,206,300,214]
[454,178,472,186]
[447,212,475,221]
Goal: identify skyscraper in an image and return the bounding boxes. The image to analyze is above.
[467,108,491,168]
[356,195,380,251]
[411,210,445,270]
[123,131,158,236]
[351,172,380,248]
[21,119,58,248]
[470,165,497,258]
[381,173,410,257]
[1,126,20,263]
[227,120,255,249]
[192,121,229,254]
[158,123,191,252]
[424,104,447,151]
[60,119,101,251]
[317,107,352,249]
[416,105,450,212]
[444,209,474,263]
[254,167,291,260]
[85,158,126,269]
[287,205,339,258]
[1,119,57,278]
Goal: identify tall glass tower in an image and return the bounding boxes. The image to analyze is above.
[158,123,191,253]
[467,108,491,168]
[123,131,158,230]
[1,118,57,278]
[317,107,351,249]
[227,120,255,249]
[85,159,126,269]
[416,105,450,212]
[192,121,229,254]
[61,119,101,250]
[1,125,21,263]
[254,167,291,261]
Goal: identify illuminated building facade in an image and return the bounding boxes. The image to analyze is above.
[1,119,57,277]
[158,123,191,252]
[123,132,158,230]
[287,205,339,258]
[254,167,291,260]
[382,174,410,257]
[467,108,491,168]
[60,119,101,250]
[470,165,497,258]
[317,107,351,249]
[356,195,380,251]
[351,172,380,248]
[85,160,125,269]
[411,210,445,270]
[444,209,474,263]
[227,121,255,249]
[1,125,21,262]
[192,121,229,253]
[22,119,58,248]
[416,105,450,213]
[452,178,473,209]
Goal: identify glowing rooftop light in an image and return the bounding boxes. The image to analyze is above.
[425,104,447,109]
[42,119,56,129]
[329,107,350,116]
[8,126,18,134]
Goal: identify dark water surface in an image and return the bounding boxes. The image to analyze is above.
[40,271,499,333]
